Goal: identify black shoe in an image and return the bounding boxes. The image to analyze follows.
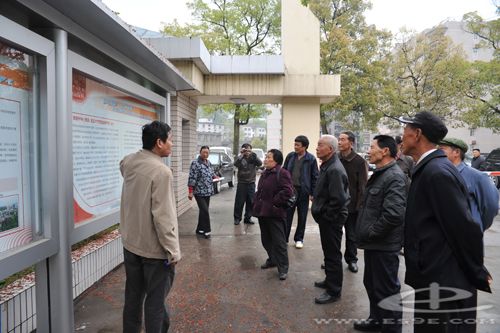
[353,318,381,331]
[348,262,358,273]
[234,219,240,225]
[244,219,255,224]
[260,260,277,269]
[279,273,287,280]
[321,264,325,270]
[196,230,204,236]
[314,280,327,289]
[314,292,340,304]
[204,232,211,239]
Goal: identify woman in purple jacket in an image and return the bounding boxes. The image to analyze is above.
[253,149,294,280]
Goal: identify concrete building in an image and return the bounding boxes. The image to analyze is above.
[197,118,226,147]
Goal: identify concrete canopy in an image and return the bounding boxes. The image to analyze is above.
[144,0,340,154]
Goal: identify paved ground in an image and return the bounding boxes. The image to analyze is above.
[74,184,500,333]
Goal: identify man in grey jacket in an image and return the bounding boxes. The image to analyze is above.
[234,143,262,225]
[120,120,181,333]
[354,135,407,333]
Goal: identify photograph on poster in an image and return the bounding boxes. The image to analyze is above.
[72,70,160,224]
[0,196,19,232]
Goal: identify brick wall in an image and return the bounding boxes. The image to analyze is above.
[170,93,198,216]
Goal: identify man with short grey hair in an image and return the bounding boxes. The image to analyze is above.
[311,135,350,304]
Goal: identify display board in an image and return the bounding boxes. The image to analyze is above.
[0,42,34,253]
[72,70,161,224]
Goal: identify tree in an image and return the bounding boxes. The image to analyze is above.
[383,27,470,121]
[302,0,393,132]
[163,0,280,153]
[459,12,500,130]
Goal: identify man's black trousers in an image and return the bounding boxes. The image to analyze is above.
[363,250,402,333]
[318,219,344,297]
[123,248,175,333]
[285,186,309,243]
[344,212,358,263]
[233,182,255,222]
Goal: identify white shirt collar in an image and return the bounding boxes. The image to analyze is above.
[416,149,437,165]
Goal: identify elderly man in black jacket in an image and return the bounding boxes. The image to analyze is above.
[311,135,350,304]
[354,135,407,333]
[398,111,491,333]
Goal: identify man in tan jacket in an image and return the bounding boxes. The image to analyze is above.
[120,120,181,333]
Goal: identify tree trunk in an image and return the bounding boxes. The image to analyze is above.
[233,104,241,156]
[321,122,329,135]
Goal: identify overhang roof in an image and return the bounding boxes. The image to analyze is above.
[16,0,194,92]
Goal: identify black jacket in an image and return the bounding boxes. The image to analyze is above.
[311,154,350,224]
[283,151,319,196]
[356,161,407,251]
[338,151,368,213]
[404,150,491,293]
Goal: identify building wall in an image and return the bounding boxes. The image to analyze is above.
[266,105,282,151]
[282,97,321,155]
[446,127,498,154]
[170,93,198,216]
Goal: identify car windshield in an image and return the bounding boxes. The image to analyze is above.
[253,149,265,160]
[208,153,219,165]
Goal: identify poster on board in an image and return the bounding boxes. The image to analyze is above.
[0,43,33,253]
[72,71,160,224]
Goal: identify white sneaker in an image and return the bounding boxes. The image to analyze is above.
[295,241,304,249]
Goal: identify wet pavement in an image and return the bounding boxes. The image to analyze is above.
[74,185,500,332]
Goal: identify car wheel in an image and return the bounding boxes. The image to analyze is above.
[495,176,500,189]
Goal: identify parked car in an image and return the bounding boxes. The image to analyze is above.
[252,148,265,161]
[210,146,234,159]
[482,148,500,189]
[207,151,235,193]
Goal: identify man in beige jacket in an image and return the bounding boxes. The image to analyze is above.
[120,120,181,333]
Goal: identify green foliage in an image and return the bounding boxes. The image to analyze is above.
[163,0,281,55]
[459,13,500,130]
[384,27,470,122]
[463,12,499,60]
[250,136,267,150]
[304,0,393,132]
[459,60,500,130]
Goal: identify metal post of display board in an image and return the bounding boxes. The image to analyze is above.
[165,91,171,166]
[48,28,74,333]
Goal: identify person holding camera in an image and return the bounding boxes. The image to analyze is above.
[233,143,262,225]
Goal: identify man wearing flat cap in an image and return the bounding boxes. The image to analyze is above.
[438,137,498,232]
[398,111,491,333]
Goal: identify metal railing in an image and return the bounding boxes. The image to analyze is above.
[1,236,123,333]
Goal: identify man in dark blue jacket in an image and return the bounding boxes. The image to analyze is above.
[283,135,319,248]
[354,135,407,333]
[399,111,491,333]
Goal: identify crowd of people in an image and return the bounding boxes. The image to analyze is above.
[118,111,498,332]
